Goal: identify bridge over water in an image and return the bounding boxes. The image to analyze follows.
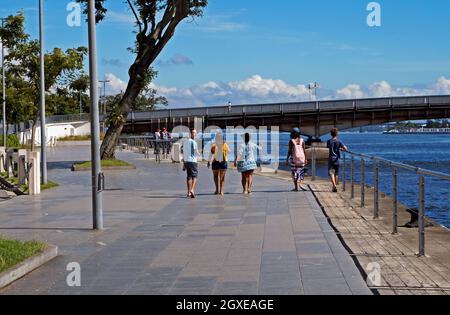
[123,95,450,137]
[20,95,450,138]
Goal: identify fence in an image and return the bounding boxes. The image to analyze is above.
[310,147,450,257]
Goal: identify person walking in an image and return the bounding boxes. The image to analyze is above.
[208,133,231,196]
[162,128,171,159]
[236,133,261,195]
[327,128,348,193]
[182,129,200,199]
[154,128,162,163]
[286,128,308,191]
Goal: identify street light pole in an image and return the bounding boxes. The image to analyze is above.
[39,0,47,184]
[1,17,6,148]
[88,0,103,230]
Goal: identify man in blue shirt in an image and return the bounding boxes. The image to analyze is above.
[182,129,200,199]
[327,128,348,193]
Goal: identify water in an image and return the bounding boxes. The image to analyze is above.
[278,133,450,228]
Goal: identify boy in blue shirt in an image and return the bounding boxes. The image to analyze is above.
[327,128,348,193]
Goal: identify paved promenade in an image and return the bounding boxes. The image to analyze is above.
[0,146,371,295]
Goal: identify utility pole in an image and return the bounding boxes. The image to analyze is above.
[88,0,103,230]
[39,0,47,184]
[1,17,6,148]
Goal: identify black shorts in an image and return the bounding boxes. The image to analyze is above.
[184,162,198,179]
[328,162,340,176]
[212,161,228,171]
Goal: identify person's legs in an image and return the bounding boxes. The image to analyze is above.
[191,163,198,198]
[213,170,219,194]
[191,178,197,197]
[299,167,307,191]
[219,170,226,195]
[329,163,337,191]
[241,173,247,194]
[291,169,299,191]
[247,170,254,194]
[187,178,192,197]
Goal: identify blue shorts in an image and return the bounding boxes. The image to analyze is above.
[212,161,228,171]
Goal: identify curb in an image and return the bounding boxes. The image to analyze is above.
[71,165,136,172]
[0,245,58,289]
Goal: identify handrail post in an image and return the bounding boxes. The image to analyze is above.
[311,146,316,181]
[418,175,425,257]
[361,158,365,208]
[373,159,380,219]
[392,167,398,235]
[342,152,346,192]
[350,154,355,199]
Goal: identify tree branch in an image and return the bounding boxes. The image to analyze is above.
[126,0,143,35]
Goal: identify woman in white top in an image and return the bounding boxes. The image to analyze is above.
[236,133,261,195]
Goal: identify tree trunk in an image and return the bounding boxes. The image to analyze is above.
[100,4,188,160]
[100,74,142,160]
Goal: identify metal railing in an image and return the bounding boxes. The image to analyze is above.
[310,150,450,257]
[119,136,176,163]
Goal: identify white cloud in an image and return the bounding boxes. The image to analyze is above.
[336,84,365,99]
[369,81,393,97]
[104,73,450,108]
[434,76,450,94]
[105,73,127,94]
[229,75,309,99]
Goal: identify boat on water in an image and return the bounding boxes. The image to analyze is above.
[383,128,450,135]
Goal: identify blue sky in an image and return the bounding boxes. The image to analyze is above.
[2,0,450,107]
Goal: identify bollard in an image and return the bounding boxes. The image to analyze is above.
[361,158,365,208]
[350,155,355,199]
[342,152,346,192]
[373,159,379,219]
[6,151,14,178]
[27,151,41,195]
[0,147,5,173]
[392,167,398,235]
[18,155,27,185]
[418,176,425,257]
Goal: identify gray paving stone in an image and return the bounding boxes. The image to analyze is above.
[0,146,370,295]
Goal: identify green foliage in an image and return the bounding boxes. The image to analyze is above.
[75,159,133,168]
[41,181,59,191]
[0,237,46,273]
[0,13,89,125]
[0,134,20,148]
[58,135,91,141]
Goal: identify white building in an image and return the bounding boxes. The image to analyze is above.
[19,120,91,146]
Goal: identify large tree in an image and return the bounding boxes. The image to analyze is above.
[78,0,208,159]
[0,12,88,148]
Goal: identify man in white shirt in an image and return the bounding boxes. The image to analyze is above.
[182,129,200,199]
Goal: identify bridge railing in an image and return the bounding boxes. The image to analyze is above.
[309,148,450,257]
[125,95,450,121]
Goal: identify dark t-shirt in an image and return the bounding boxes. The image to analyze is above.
[327,138,345,165]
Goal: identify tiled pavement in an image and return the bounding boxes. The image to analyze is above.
[0,146,372,295]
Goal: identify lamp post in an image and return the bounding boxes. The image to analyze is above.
[88,0,103,230]
[39,0,48,184]
[1,17,6,148]
[307,82,320,101]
